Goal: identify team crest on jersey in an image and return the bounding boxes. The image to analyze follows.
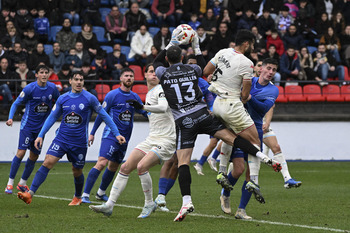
[78,154,84,161]
[41,96,46,101]
[79,103,84,110]
[71,104,76,110]
[19,91,25,98]
[182,117,194,128]
[159,92,165,98]
[35,102,49,113]
[64,112,83,125]
[102,101,107,108]
[49,94,52,100]
[119,110,132,122]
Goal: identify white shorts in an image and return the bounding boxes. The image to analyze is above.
[135,136,175,162]
[263,128,276,139]
[213,98,254,134]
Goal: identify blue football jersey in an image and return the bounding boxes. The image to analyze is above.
[90,88,147,142]
[245,77,279,128]
[8,81,60,132]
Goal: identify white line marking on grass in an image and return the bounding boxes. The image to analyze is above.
[34,195,348,232]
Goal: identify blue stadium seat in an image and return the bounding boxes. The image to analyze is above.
[101,45,113,54]
[148,27,160,37]
[101,0,110,5]
[99,7,111,23]
[307,46,317,54]
[169,27,175,33]
[92,26,108,43]
[49,26,62,42]
[71,26,81,34]
[121,45,135,63]
[119,8,129,15]
[44,44,53,55]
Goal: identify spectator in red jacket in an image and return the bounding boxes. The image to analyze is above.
[266,29,285,56]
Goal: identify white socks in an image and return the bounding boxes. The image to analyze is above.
[106,172,129,207]
[7,178,14,186]
[274,152,291,182]
[139,172,153,206]
[183,195,192,205]
[18,178,26,186]
[219,142,232,174]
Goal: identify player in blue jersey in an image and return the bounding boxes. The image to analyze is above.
[81,68,147,203]
[218,58,280,219]
[5,65,60,194]
[17,72,126,205]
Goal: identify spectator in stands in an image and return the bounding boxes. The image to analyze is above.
[14,60,35,93]
[65,48,82,71]
[0,43,9,63]
[188,13,201,30]
[206,22,234,59]
[212,0,222,18]
[237,8,256,30]
[153,25,171,51]
[331,11,346,36]
[0,7,12,38]
[315,0,334,20]
[8,42,28,71]
[146,45,159,65]
[294,5,317,47]
[256,8,275,39]
[129,0,150,8]
[275,5,294,36]
[56,18,77,53]
[48,42,65,73]
[60,0,80,26]
[151,0,176,27]
[217,8,235,33]
[298,45,322,83]
[14,6,34,38]
[43,0,60,26]
[284,0,299,19]
[280,45,301,85]
[80,0,103,26]
[2,0,17,13]
[298,0,315,19]
[251,25,266,54]
[266,29,285,56]
[227,0,245,20]
[315,12,331,38]
[319,26,342,63]
[125,2,148,40]
[91,54,110,81]
[28,43,50,70]
[47,64,63,92]
[57,63,72,93]
[34,8,50,44]
[129,24,153,67]
[312,43,345,83]
[22,28,38,54]
[0,57,14,113]
[340,25,350,67]
[196,25,211,61]
[81,62,97,97]
[200,8,217,35]
[1,27,21,51]
[106,43,128,80]
[105,5,128,42]
[115,0,130,8]
[74,41,91,65]
[282,24,305,52]
[76,23,100,60]
[262,44,282,86]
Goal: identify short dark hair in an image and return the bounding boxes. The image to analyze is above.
[120,67,134,76]
[166,46,182,64]
[35,64,49,73]
[71,71,84,79]
[82,62,90,67]
[145,63,153,73]
[61,64,71,71]
[262,58,278,67]
[235,29,255,46]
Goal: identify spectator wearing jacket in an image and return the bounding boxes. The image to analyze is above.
[129,25,153,67]
[151,0,175,27]
[48,42,65,73]
[56,18,77,53]
[60,0,80,26]
[275,5,294,36]
[282,24,305,51]
[280,45,301,84]
[125,2,148,40]
[266,29,285,56]
[256,8,276,38]
[14,6,34,38]
[106,43,128,80]
[153,25,171,51]
[34,8,50,44]
[105,5,128,42]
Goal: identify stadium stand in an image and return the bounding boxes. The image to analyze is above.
[303,84,326,102]
[285,85,306,102]
[275,86,288,103]
[49,26,62,42]
[95,84,111,102]
[92,26,108,43]
[323,85,344,102]
[132,84,148,103]
[341,85,350,101]
[129,65,144,81]
[101,45,113,54]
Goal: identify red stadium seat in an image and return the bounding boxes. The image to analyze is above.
[129,65,144,81]
[322,85,344,102]
[275,86,288,103]
[344,66,350,81]
[285,85,306,102]
[341,85,350,101]
[112,84,120,90]
[95,84,111,102]
[303,84,325,102]
[132,84,148,103]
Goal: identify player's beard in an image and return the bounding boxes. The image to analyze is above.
[122,79,133,88]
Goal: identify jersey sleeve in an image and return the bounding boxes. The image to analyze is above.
[8,87,31,120]
[134,94,148,117]
[53,85,60,101]
[189,64,203,77]
[38,96,63,138]
[143,87,168,113]
[248,86,279,115]
[209,49,225,67]
[239,57,254,81]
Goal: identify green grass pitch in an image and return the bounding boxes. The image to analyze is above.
[0,161,349,233]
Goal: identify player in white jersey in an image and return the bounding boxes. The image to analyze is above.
[89,64,176,218]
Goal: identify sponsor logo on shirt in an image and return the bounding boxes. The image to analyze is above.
[19,91,25,98]
[119,110,132,122]
[35,102,49,113]
[71,104,76,110]
[182,117,194,128]
[41,96,46,101]
[79,103,84,110]
[49,94,52,100]
[64,112,83,125]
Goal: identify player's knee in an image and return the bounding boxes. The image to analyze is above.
[136,162,146,174]
[94,157,108,171]
[16,150,26,159]
[72,167,82,177]
[120,162,132,174]
[272,144,281,154]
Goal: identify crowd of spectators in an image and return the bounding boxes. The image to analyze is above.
[1,0,350,113]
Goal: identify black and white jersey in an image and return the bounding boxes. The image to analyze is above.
[155,63,207,120]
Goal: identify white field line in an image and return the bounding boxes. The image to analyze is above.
[32,194,348,233]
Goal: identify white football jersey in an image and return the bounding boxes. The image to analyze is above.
[209,48,254,99]
[145,84,176,139]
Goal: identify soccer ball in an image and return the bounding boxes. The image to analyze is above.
[175,24,195,44]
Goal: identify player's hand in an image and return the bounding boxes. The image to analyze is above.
[116,135,126,145]
[6,119,13,126]
[34,137,43,150]
[207,74,213,82]
[165,28,186,49]
[262,123,270,133]
[126,99,143,110]
[241,94,251,104]
[191,31,201,55]
[88,135,94,147]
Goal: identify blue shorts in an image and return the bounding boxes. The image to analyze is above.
[47,139,87,169]
[18,130,41,155]
[99,138,128,164]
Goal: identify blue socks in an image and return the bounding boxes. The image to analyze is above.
[99,168,116,191]
[22,158,36,180]
[74,174,84,197]
[9,156,22,179]
[30,165,50,193]
[158,177,168,195]
[239,180,252,209]
[165,178,175,195]
[83,168,101,194]
[212,149,220,160]
[198,155,208,166]
[222,172,238,197]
